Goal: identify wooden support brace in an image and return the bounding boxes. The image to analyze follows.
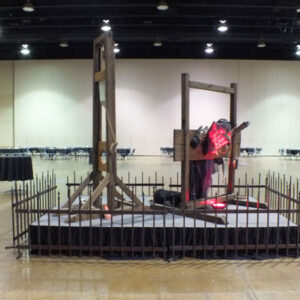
[186,193,237,209]
[81,173,111,210]
[66,173,111,223]
[228,196,268,209]
[150,203,227,225]
[189,81,235,94]
[115,176,143,207]
[62,174,91,209]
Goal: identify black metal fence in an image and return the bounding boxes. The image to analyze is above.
[7,171,300,260]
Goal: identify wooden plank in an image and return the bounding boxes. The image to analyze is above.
[92,38,101,189]
[189,81,235,94]
[228,83,237,194]
[81,173,111,210]
[181,73,190,208]
[115,176,143,207]
[98,141,106,171]
[94,70,106,82]
[62,174,91,209]
[173,129,239,161]
[186,193,237,209]
[93,32,106,46]
[104,31,117,210]
[150,203,227,224]
[228,198,268,209]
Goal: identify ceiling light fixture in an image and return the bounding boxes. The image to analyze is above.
[114,43,120,53]
[101,19,111,32]
[296,7,300,13]
[296,45,300,56]
[157,0,169,11]
[205,43,214,54]
[59,41,68,47]
[257,41,266,48]
[218,20,228,32]
[20,44,30,55]
[22,0,35,12]
[153,39,162,47]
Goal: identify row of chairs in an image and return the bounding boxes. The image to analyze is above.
[160,147,174,156]
[0,147,137,160]
[240,147,263,156]
[279,149,300,157]
[160,147,264,157]
[0,147,92,159]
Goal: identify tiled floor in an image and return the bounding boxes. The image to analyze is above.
[0,155,299,299]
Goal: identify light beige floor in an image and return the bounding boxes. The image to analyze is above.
[0,155,300,300]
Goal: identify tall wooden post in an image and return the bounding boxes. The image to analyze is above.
[92,39,101,189]
[228,83,237,194]
[104,32,117,209]
[181,73,190,208]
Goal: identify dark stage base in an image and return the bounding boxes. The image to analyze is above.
[29,225,299,259]
[29,196,299,259]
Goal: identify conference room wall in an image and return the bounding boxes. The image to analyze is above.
[11,59,300,155]
[116,59,300,155]
[14,60,93,147]
[0,61,14,147]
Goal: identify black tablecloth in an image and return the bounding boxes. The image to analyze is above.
[0,156,33,181]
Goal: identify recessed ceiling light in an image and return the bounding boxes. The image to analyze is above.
[296,45,300,56]
[59,41,68,47]
[20,44,30,55]
[257,42,266,48]
[296,7,300,13]
[157,0,169,11]
[153,40,162,47]
[218,20,228,32]
[114,43,120,53]
[101,19,111,32]
[22,0,34,12]
[205,43,214,54]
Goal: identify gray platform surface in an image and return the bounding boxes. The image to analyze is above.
[31,195,297,228]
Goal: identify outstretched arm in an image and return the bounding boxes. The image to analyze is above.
[231,121,250,136]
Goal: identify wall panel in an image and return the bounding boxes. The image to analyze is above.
[9,58,300,155]
[0,61,14,147]
[14,60,93,147]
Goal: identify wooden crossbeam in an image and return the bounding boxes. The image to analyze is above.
[189,81,235,94]
[94,70,106,82]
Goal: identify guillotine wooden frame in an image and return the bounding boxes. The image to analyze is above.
[63,32,146,221]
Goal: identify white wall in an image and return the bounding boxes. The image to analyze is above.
[0,61,14,147]
[116,60,235,155]
[238,60,300,154]
[14,60,93,147]
[1,58,299,154]
[116,59,300,155]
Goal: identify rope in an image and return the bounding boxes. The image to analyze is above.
[102,103,118,153]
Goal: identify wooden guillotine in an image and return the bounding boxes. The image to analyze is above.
[64,32,163,222]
